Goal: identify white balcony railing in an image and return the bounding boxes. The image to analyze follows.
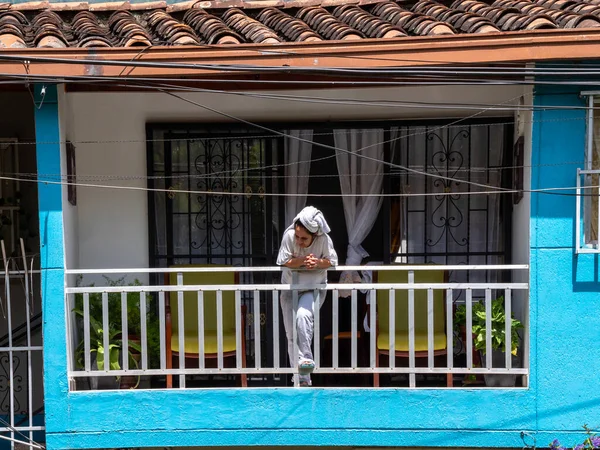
[64,265,529,389]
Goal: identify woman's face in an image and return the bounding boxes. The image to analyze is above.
[294,225,314,248]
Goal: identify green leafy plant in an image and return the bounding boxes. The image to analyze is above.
[73,276,161,375]
[72,308,139,372]
[455,296,523,356]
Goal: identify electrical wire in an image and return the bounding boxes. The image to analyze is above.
[153,85,525,191]
[0,415,45,450]
[5,173,599,197]
[6,52,600,76]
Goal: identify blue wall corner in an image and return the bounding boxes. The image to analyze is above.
[34,84,69,441]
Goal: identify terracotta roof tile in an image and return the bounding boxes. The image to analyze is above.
[183,8,241,43]
[1,0,600,49]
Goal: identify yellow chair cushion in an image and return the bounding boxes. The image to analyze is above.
[169,266,237,333]
[377,331,447,352]
[171,330,237,354]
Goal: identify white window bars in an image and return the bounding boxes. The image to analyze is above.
[577,92,600,252]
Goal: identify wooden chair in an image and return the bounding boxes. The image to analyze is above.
[165,266,247,388]
[373,269,452,388]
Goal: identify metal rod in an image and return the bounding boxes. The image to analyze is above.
[576,169,582,250]
[234,290,241,370]
[351,290,357,369]
[177,273,185,388]
[253,290,261,370]
[427,288,434,369]
[158,291,166,371]
[66,282,529,294]
[313,290,320,369]
[83,293,91,372]
[446,289,453,370]
[389,288,395,369]
[20,239,33,443]
[466,289,473,369]
[66,264,529,275]
[505,289,512,370]
[272,290,279,370]
[369,290,376,369]
[217,290,224,370]
[198,290,205,369]
[485,289,492,369]
[102,292,109,372]
[332,289,338,369]
[69,366,528,377]
[408,271,415,388]
[140,291,147,370]
[121,292,129,371]
[292,277,299,386]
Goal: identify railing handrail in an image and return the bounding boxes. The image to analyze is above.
[65,264,529,276]
[65,282,529,294]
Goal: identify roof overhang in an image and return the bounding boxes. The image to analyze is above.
[0,27,598,83]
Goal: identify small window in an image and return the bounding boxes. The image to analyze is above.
[577,95,600,252]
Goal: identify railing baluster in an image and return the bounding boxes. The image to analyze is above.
[140,291,148,370]
[198,290,205,369]
[314,290,320,369]
[369,290,376,369]
[576,169,582,248]
[292,281,299,386]
[408,271,415,388]
[102,292,109,373]
[446,289,453,371]
[177,273,185,388]
[505,289,512,370]
[121,292,128,371]
[158,291,166,371]
[254,290,261,370]
[272,290,280,370]
[466,289,473,369]
[485,289,492,370]
[234,290,241,370]
[217,290,224,371]
[351,290,357,369]
[389,288,395,369]
[427,288,434,369]
[83,293,91,372]
[332,289,339,369]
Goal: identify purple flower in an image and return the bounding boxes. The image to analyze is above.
[591,437,600,448]
[551,440,561,449]
[574,444,585,450]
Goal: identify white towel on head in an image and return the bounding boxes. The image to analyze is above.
[286,206,331,236]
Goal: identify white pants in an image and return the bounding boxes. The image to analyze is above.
[280,290,324,367]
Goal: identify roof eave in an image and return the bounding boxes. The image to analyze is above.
[1,28,599,79]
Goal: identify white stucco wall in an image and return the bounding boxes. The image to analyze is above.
[65,84,529,273]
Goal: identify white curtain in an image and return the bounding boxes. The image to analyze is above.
[284,130,313,226]
[334,129,385,296]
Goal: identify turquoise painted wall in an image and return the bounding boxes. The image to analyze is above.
[530,86,600,439]
[38,85,599,450]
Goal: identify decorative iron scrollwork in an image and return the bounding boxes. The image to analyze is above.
[426,129,469,248]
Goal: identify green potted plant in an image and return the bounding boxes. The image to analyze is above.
[454,295,524,386]
[73,276,160,389]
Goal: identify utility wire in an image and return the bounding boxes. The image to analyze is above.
[6,173,600,197]
[6,52,600,76]
[159,87,517,192]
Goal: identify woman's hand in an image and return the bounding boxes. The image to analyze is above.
[304,254,318,269]
[304,254,331,270]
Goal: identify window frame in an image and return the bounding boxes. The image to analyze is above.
[576,92,600,253]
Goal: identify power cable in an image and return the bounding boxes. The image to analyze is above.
[4,173,599,198]
[158,87,519,192]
